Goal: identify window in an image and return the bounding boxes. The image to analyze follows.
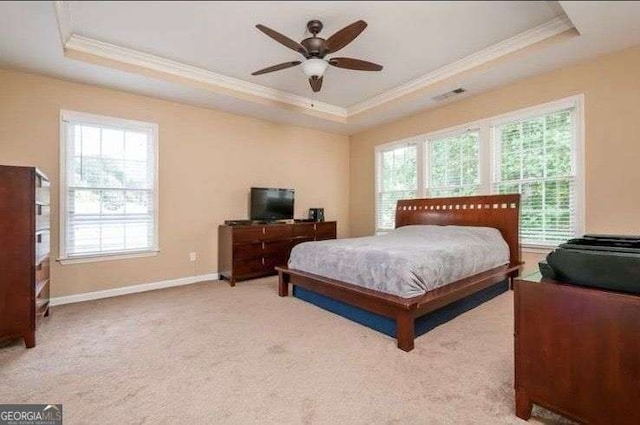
[374,95,584,247]
[426,131,480,197]
[375,143,418,232]
[493,108,577,245]
[60,111,158,263]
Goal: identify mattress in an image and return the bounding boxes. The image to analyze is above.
[287,225,510,298]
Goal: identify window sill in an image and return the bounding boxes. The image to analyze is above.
[58,250,159,265]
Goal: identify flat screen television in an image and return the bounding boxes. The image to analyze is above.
[250,187,294,221]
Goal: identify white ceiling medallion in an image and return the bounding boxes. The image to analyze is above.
[54,2,575,123]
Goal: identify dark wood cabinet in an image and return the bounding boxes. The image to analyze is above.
[514,278,640,424]
[218,221,336,285]
[0,166,51,348]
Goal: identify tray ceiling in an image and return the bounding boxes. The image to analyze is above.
[1,1,639,134]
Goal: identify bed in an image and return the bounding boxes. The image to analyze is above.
[276,194,522,352]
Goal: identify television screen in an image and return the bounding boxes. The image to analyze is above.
[250,187,294,221]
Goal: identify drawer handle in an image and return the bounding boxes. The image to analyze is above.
[37,234,42,243]
[37,205,42,215]
[262,227,266,234]
[261,257,265,265]
[262,242,265,249]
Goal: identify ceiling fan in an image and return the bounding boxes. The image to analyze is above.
[251,19,383,92]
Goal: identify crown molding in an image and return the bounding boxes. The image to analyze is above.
[346,15,575,117]
[64,35,348,120]
[53,1,575,124]
[52,0,72,47]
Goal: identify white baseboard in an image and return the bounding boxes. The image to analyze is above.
[50,273,220,306]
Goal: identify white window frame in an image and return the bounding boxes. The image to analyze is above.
[424,127,483,197]
[58,110,160,265]
[374,138,424,234]
[373,94,585,251]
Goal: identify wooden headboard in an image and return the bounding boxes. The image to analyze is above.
[395,194,521,267]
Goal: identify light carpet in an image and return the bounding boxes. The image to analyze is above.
[0,277,572,424]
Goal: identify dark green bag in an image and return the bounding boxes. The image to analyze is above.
[544,234,640,295]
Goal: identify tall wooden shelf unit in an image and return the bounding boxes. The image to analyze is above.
[0,166,51,348]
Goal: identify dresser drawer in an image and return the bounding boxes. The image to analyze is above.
[263,225,292,240]
[35,258,50,288]
[315,222,337,238]
[36,281,50,309]
[233,257,268,277]
[35,175,50,205]
[35,204,50,231]
[233,239,292,261]
[233,226,265,243]
[264,255,288,270]
[263,240,291,256]
[35,230,50,263]
[293,223,315,237]
[233,242,263,260]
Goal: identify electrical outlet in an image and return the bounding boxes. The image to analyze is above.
[189,252,197,262]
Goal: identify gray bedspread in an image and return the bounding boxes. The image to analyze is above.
[288,225,510,298]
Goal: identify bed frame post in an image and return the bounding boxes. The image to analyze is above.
[278,270,290,297]
[396,311,415,352]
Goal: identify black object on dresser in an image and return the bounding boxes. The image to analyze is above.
[308,208,324,222]
[218,221,336,286]
[540,234,640,295]
[0,166,51,348]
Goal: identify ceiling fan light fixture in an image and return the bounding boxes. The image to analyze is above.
[301,58,328,78]
[253,20,382,92]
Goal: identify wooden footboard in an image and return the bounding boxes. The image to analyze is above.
[277,264,520,351]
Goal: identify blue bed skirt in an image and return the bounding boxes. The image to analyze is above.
[293,279,509,338]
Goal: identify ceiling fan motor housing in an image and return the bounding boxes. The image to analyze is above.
[301,37,328,58]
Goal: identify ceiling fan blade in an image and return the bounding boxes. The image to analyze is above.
[309,76,323,92]
[326,20,367,53]
[329,57,383,71]
[256,24,308,56]
[252,61,301,76]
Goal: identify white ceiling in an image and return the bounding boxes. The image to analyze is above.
[1,1,640,135]
[68,1,563,107]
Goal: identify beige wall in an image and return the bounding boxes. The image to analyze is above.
[350,45,640,272]
[3,44,640,296]
[0,69,349,297]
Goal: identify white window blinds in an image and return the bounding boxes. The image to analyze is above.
[61,112,158,259]
[493,108,577,245]
[373,97,583,247]
[376,143,418,231]
[427,131,480,197]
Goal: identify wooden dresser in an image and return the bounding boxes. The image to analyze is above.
[0,166,51,348]
[514,278,640,424]
[218,221,336,285]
